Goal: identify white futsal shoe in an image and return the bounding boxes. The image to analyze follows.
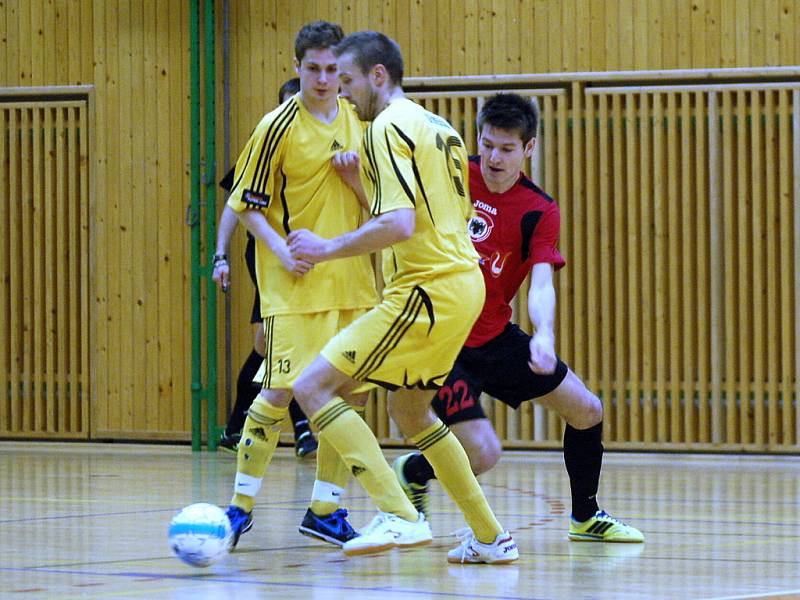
[342,511,432,556]
[447,528,519,564]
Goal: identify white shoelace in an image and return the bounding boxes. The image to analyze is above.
[450,527,476,563]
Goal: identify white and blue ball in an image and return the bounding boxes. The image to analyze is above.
[168,503,232,567]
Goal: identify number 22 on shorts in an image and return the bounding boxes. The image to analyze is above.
[437,379,475,417]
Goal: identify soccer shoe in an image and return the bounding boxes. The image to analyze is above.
[294,430,318,458]
[225,505,253,549]
[298,508,359,546]
[568,510,644,543]
[341,511,432,556]
[447,528,519,564]
[392,453,430,517]
[218,431,240,455]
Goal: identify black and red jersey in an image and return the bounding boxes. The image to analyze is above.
[466,156,565,347]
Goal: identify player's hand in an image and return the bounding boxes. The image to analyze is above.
[528,333,557,374]
[212,259,231,292]
[275,242,314,276]
[332,151,361,190]
[287,229,331,263]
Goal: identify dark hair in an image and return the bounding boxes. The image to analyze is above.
[294,20,344,63]
[333,31,403,86]
[477,93,539,144]
[278,77,300,103]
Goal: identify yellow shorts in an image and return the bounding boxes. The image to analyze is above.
[322,269,485,390]
[255,308,372,389]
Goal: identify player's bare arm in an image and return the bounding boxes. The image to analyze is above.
[288,208,414,263]
[211,204,240,292]
[527,262,557,374]
[236,209,314,276]
[332,151,370,212]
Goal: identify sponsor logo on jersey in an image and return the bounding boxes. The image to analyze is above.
[243,189,270,209]
[489,251,511,277]
[474,199,497,215]
[330,139,344,151]
[468,209,494,243]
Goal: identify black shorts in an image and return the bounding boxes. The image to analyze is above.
[431,323,569,425]
[244,233,261,324]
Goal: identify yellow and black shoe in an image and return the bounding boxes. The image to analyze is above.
[568,510,644,543]
[218,431,240,455]
[392,452,430,518]
[294,430,318,458]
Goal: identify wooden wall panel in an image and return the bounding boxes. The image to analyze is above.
[2,0,191,440]
[403,76,799,452]
[1,99,90,438]
[2,0,799,447]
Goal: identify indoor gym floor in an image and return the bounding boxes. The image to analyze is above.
[0,442,798,600]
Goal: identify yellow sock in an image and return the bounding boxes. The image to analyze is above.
[310,405,364,516]
[412,419,503,543]
[230,396,288,513]
[311,397,417,521]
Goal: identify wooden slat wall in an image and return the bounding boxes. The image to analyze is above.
[2,0,799,447]
[1,99,90,438]
[2,1,191,440]
[402,77,798,452]
[227,0,800,155]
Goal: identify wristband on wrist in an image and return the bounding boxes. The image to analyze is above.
[212,254,228,266]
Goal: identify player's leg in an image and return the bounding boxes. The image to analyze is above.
[221,250,267,453]
[393,363,501,516]
[226,386,292,547]
[293,356,430,555]
[373,270,515,563]
[395,419,500,512]
[534,369,603,518]
[389,387,517,564]
[220,323,265,453]
[389,388,502,541]
[289,399,318,458]
[298,390,367,547]
[535,370,643,542]
[227,312,333,548]
[295,309,374,546]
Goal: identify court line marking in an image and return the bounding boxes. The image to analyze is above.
[0,566,546,600]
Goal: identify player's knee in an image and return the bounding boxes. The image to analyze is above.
[291,374,315,405]
[570,391,603,429]
[466,435,502,475]
[470,437,503,475]
[248,390,290,423]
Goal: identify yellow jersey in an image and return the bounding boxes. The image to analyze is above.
[361,98,479,292]
[227,95,378,315]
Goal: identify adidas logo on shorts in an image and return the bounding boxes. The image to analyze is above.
[342,350,356,363]
[331,139,344,151]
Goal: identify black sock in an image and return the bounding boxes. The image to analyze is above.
[563,422,603,522]
[225,349,263,436]
[289,399,311,439]
[403,452,437,486]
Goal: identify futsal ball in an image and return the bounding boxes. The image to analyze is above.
[168,503,232,567]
